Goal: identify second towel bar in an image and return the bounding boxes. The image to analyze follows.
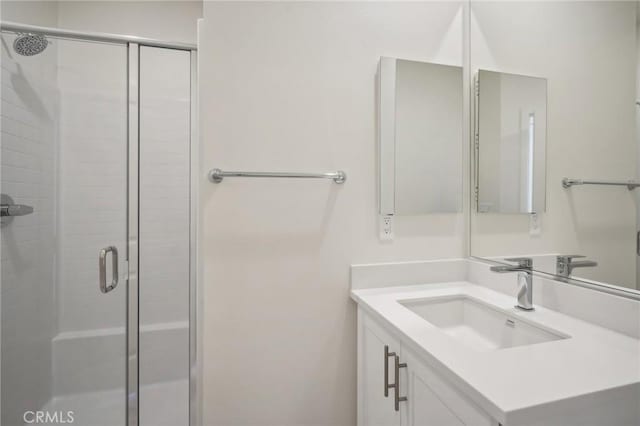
[208,168,347,184]
[562,178,640,190]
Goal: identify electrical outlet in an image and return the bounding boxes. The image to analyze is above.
[379,214,394,241]
[529,213,541,236]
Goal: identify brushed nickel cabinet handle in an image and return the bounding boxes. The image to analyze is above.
[394,354,407,411]
[384,345,396,397]
[99,246,119,293]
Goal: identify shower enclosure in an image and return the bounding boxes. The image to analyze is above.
[0,22,197,426]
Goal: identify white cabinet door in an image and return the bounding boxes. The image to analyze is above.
[358,309,401,426]
[400,347,494,426]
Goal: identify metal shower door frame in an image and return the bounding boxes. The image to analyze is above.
[127,43,200,426]
[127,42,140,426]
[188,48,201,426]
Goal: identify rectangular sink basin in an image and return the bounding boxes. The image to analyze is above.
[399,296,568,351]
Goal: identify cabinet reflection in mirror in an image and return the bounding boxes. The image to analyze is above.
[476,70,547,214]
[378,57,463,215]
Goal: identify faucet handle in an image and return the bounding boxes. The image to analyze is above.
[557,255,585,263]
[504,257,533,269]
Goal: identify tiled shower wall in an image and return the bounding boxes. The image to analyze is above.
[1,33,58,424]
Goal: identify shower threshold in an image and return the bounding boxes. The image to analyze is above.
[39,379,188,426]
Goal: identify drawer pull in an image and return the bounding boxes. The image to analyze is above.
[384,345,396,397]
[394,354,407,411]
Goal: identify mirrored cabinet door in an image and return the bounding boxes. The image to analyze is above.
[476,70,547,214]
[378,58,463,216]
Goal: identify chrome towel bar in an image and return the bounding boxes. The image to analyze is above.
[562,178,640,190]
[208,168,347,184]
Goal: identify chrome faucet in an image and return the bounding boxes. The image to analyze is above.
[490,257,534,311]
[556,255,597,279]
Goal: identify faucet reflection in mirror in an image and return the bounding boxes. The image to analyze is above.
[556,255,598,281]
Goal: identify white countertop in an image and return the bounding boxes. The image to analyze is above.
[351,281,640,424]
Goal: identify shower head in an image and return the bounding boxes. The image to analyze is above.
[13,33,48,56]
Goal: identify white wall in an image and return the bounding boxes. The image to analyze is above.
[470,1,638,288]
[2,0,201,44]
[57,0,201,44]
[1,0,58,27]
[199,2,466,424]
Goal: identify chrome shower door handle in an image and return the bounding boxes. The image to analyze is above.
[99,246,119,293]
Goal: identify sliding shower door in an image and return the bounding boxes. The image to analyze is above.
[1,33,130,425]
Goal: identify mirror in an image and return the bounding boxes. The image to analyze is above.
[476,70,547,214]
[379,57,463,215]
[469,1,640,292]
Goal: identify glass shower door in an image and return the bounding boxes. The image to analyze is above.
[1,33,130,425]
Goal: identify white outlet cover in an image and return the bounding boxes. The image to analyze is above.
[379,214,394,241]
[529,213,541,236]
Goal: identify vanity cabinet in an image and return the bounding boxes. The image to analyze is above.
[358,309,497,426]
[359,310,402,426]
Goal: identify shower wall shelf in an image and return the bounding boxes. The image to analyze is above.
[562,178,640,190]
[208,168,347,184]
